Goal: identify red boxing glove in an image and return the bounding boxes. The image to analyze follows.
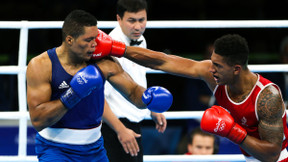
[91,29,126,60]
[200,105,247,144]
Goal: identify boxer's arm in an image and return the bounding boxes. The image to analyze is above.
[107,67,173,112]
[98,57,147,108]
[124,46,216,90]
[93,30,215,90]
[102,100,140,156]
[240,85,284,162]
[27,53,68,132]
[98,57,172,112]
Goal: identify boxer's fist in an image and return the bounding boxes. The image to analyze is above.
[91,29,126,59]
[60,65,103,109]
[142,86,173,113]
[200,105,247,144]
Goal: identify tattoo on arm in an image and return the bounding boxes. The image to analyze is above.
[257,85,284,146]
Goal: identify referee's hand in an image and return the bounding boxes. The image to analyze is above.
[117,127,141,156]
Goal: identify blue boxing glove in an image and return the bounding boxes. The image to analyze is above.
[142,86,173,113]
[60,65,103,109]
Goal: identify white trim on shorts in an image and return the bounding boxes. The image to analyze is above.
[38,123,102,145]
[244,148,288,162]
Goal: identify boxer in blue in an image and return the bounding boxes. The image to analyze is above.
[26,10,173,162]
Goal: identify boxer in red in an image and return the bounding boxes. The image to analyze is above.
[92,32,288,162]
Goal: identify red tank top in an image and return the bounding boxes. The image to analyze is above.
[214,74,288,156]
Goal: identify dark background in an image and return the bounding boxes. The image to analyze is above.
[1,0,288,155]
[1,0,288,60]
[1,0,288,111]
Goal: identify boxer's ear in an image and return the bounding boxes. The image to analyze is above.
[233,65,241,75]
[66,35,74,45]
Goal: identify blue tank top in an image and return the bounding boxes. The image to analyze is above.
[47,47,105,129]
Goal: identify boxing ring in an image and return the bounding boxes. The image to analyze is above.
[1,20,288,162]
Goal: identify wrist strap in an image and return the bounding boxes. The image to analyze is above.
[228,123,247,144]
[60,88,81,109]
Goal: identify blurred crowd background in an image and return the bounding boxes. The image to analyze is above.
[1,0,288,155]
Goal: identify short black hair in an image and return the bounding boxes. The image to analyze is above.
[117,0,148,18]
[62,10,97,41]
[214,34,249,67]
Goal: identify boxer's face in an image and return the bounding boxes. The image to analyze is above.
[117,9,147,40]
[68,26,98,61]
[209,52,235,85]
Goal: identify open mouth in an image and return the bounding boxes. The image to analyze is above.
[87,51,94,56]
[213,75,219,82]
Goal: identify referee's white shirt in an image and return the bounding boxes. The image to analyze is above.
[104,25,151,123]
